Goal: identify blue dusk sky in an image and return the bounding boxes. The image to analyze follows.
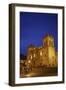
[20,12,58,55]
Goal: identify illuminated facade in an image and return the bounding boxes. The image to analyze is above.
[21,35,58,69]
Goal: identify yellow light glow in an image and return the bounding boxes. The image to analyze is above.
[34,54,35,57]
[28,60,30,63]
[40,51,42,56]
[31,55,32,59]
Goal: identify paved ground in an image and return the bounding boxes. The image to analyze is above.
[20,67,57,78]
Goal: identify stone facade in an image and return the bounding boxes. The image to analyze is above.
[23,35,57,68]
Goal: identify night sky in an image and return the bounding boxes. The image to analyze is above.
[20,12,58,56]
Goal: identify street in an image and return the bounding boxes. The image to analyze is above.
[20,67,57,78]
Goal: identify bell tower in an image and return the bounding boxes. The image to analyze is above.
[42,34,57,67]
[43,34,54,47]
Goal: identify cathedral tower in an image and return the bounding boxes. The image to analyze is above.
[43,35,57,67]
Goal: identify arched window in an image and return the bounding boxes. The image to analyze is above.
[30,55,32,59]
[34,53,35,57]
[40,51,42,56]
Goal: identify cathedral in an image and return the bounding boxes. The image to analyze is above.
[25,35,57,67]
[20,35,58,77]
